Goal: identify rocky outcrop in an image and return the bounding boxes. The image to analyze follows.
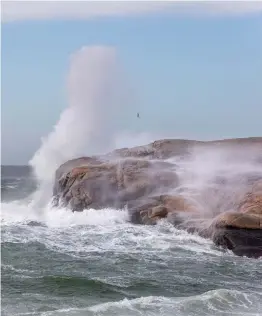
[53,137,262,258]
[211,181,262,257]
[53,157,179,212]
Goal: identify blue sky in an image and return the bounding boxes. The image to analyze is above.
[2,2,262,165]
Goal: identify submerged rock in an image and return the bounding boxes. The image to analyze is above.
[53,137,262,258]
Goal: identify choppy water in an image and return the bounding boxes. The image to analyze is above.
[1,166,262,316]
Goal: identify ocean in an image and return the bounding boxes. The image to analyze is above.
[1,165,262,316]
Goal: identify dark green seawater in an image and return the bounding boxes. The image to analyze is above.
[1,166,262,316]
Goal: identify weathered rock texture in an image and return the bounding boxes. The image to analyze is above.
[53,137,262,258]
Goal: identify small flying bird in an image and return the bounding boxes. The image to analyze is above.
[137,112,140,118]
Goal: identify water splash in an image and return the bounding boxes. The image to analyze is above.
[27,46,130,209]
[30,46,121,182]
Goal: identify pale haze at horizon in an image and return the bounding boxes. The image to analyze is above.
[2,12,262,165]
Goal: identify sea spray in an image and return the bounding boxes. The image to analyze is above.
[29,46,126,207]
[166,143,262,231]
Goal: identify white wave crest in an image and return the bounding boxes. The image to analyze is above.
[25,290,262,316]
[1,201,128,228]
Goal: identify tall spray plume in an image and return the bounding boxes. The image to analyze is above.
[29,46,131,204]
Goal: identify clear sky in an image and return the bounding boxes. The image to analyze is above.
[1,2,262,165]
